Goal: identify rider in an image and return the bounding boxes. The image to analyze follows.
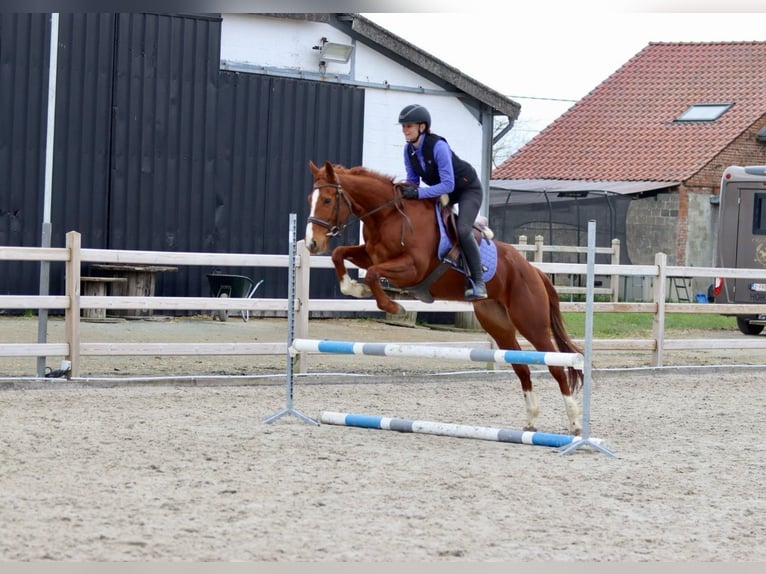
[397,103,488,301]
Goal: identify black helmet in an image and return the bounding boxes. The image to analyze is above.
[398,104,431,127]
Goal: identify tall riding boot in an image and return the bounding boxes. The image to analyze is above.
[460,234,487,301]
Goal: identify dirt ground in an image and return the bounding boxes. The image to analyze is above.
[0,315,764,561]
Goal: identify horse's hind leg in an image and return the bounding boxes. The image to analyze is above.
[473,300,541,431]
[475,299,581,434]
[522,328,582,434]
[520,327,582,434]
[545,366,582,435]
[512,364,541,431]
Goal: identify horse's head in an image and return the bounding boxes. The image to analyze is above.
[305,160,353,254]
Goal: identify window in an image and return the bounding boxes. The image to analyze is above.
[754,193,766,236]
[675,103,732,122]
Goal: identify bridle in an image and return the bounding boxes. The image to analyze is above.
[308,181,411,241]
[307,183,354,237]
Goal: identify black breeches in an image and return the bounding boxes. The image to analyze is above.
[455,185,482,245]
[453,184,484,279]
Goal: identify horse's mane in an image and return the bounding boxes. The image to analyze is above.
[345,165,396,185]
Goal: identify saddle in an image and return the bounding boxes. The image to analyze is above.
[381,195,495,303]
[438,194,494,247]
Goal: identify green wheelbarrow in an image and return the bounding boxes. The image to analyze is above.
[206,273,264,322]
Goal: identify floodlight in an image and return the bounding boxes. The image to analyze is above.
[314,37,353,63]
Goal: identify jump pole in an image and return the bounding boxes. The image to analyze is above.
[291,339,584,369]
[320,411,602,449]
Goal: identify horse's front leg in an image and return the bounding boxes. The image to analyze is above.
[331,245,373,298]
[363,256,422,316]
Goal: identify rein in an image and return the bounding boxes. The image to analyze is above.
[308,181,413,243]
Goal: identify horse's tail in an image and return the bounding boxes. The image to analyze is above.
[538,268,584,394]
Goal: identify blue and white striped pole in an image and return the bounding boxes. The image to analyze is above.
[320,411,601,448]
[292,339,584,369]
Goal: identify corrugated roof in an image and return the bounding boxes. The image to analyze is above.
[489,179,679,201]
[493,42,766,183]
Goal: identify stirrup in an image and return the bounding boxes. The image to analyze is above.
[464,278,487,301]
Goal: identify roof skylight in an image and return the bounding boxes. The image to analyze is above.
[675,103,732,122]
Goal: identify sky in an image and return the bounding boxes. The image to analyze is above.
[362,2,766,154]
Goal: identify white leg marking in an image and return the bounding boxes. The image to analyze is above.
[339,274,354,295]
[562,395,582,435]
[524,390,540,430]
[340,274,372,298]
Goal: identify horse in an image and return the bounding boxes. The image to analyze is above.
[304,160,585,435]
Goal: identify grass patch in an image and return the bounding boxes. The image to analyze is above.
[562,312,736,338]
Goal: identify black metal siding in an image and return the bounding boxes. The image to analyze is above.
[215,72,365,298]
[109,14,220,252]
[53,13,116,251]
[107,13,221,299]
[0,14,50,294]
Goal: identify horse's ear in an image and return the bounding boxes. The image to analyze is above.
[325,161,336,182]
[309,160,319,176]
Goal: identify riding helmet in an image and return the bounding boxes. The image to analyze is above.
[398,104,431,127]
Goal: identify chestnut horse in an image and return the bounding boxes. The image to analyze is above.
[304,160,584,434]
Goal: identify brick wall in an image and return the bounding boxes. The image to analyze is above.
[686,112,766,191]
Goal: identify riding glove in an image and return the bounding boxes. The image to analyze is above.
[399,184,419,199]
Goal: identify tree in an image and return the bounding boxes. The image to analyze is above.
[492,116,537,168]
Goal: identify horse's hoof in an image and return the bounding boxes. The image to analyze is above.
[384,303,406,316]
[523,424,537,432]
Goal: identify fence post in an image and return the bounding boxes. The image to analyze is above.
[517,235,527,260]
[610,238,620,302]
[652,252,668,367]
[534,235,544,263]
[64,231,81,377]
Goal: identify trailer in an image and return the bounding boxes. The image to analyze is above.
[713,165,766,335]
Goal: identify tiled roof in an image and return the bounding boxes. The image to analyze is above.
[493,42,766,182]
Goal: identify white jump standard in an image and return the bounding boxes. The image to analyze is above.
[291,338,584,369]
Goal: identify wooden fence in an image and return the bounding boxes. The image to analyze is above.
[1,230,765,377]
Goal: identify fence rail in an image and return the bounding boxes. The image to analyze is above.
[2,230,766,377]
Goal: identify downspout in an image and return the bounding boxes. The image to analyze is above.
[479,106,495,220]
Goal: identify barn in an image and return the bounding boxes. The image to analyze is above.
[0,12,519,307]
